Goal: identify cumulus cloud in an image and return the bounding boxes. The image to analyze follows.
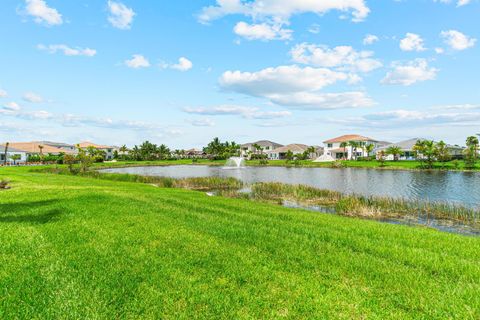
[198,0,370,23]
[24,0,63,26]
[220,65,375,109]
[23,92,44,103]
[363,34,379,45]
[124,54,150,68]
[37,44,97,57]
[3,102,21,111]
[0,89,7,98]
[183,105,292,119]
[441,30,476,50]
[234,21,292,41]
[160,57,193,72]
[399,33,426,52]
[1,102,52,120]
[290,43,382,73]
[108,1,135,30]
[381,59,438,86]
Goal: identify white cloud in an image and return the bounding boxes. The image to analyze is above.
[435,47,445,54]
[363,34,379,45]
[184,105,292,119]
[108,1,135,30]
[188,118,216,127]
[399,33,426,52]
[440,30,476,50]
[171,57,193,71]
[160,57,193,72]
[24,0,63,26]
[124,54,150,68]
[308,24,320,34]
[234,21,292,41]
[220,65,375,109]
[434,0,471,7]
[290,43,382,73]
[37,44,97,57]
[198,0,370,23]
[0,89,7,98]
[23,92,44,103]
[381,59,438,86]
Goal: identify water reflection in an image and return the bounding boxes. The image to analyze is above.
[101,165,480,207]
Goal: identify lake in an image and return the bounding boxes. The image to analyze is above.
[101,165,480,208]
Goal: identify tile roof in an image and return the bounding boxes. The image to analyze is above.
[77,141,113,149]
[324,134,377,144]
[269,144,311,153]
[5,142,75,154]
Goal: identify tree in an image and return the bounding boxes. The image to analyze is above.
[434,141,451,166]
[3,142,9,165]
[64,154,77,173]
[365,144,375,160]
[378,150,387,167]
[466,136,479,159]
[77,147,93,173]
[413,140,436,169]
[348,141,359,160]
[10,154,21,165]
[38,145,44,164]
[157,144,170,160]
[339,142,348,160]
[386,146,403,161]
[203,138,239,160]
[285,150,294,163]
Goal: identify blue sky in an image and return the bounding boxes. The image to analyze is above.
[1,0,479,148]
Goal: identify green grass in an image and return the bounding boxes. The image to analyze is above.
[1,167,480,319]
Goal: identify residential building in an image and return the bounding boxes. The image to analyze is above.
[268,144,322,160]
[375,138,465,160]
[185,148,206,158]
[323,134,381,160]
[77,141,116,160]
[6,142,75,157]
[240,140,283,158]
[39,141,77,153]
[0,145,28,164]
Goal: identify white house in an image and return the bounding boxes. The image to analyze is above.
[323,134,384,160]
[375,138,465,160]
[241,140,283,158]
[0,145,28,164]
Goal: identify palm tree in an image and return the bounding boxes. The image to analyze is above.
[38,145,44,163]
[306,146,316,159]
[119,145,128,154]
[10,154,21,165]
[339,142,348,160]
[3,142,9,165]
[466,136,479,159]
[365,143,375,160]
[348,141,359,160]
[386,146,403,161]
[413,140,436,168]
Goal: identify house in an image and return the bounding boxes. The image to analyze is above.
[39,141,77,153]
[323,134,381,160]
[0,145,28,164]
[240,140,283,158]
[267,144,322,160]
[77,142,116,160]
[375,138,465,160]
[185,148,206,158]
[6,142,75,157]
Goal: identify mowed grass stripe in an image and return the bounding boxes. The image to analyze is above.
[0,167,479,319]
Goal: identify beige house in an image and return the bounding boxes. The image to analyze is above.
[77,141,116,160]
[241,140,283,158]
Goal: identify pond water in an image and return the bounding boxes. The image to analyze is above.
[101,165,480,208]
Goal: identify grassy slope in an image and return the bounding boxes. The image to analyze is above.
[1,167,479,319]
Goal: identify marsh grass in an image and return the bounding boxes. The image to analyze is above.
[32,167,243,191]
[249,182,479,226]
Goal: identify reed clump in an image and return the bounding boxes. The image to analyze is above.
[249,182,479,226]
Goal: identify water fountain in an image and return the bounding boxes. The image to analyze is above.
[224,157,246,168]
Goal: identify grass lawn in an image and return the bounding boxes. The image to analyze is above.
[1,167,479,319]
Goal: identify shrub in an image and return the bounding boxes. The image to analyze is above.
[0,179,11,189]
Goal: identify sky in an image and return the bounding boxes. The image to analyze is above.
[0,0,479,148]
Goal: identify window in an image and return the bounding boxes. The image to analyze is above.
[327,144,333,148]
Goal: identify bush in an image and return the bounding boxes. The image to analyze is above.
[0,179,11,189]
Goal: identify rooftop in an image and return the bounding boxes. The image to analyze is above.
[77,141,113,149]
[270,144,311,153]
[324,134,378,144]
[241,140,283,148]
[5,142,75,154]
